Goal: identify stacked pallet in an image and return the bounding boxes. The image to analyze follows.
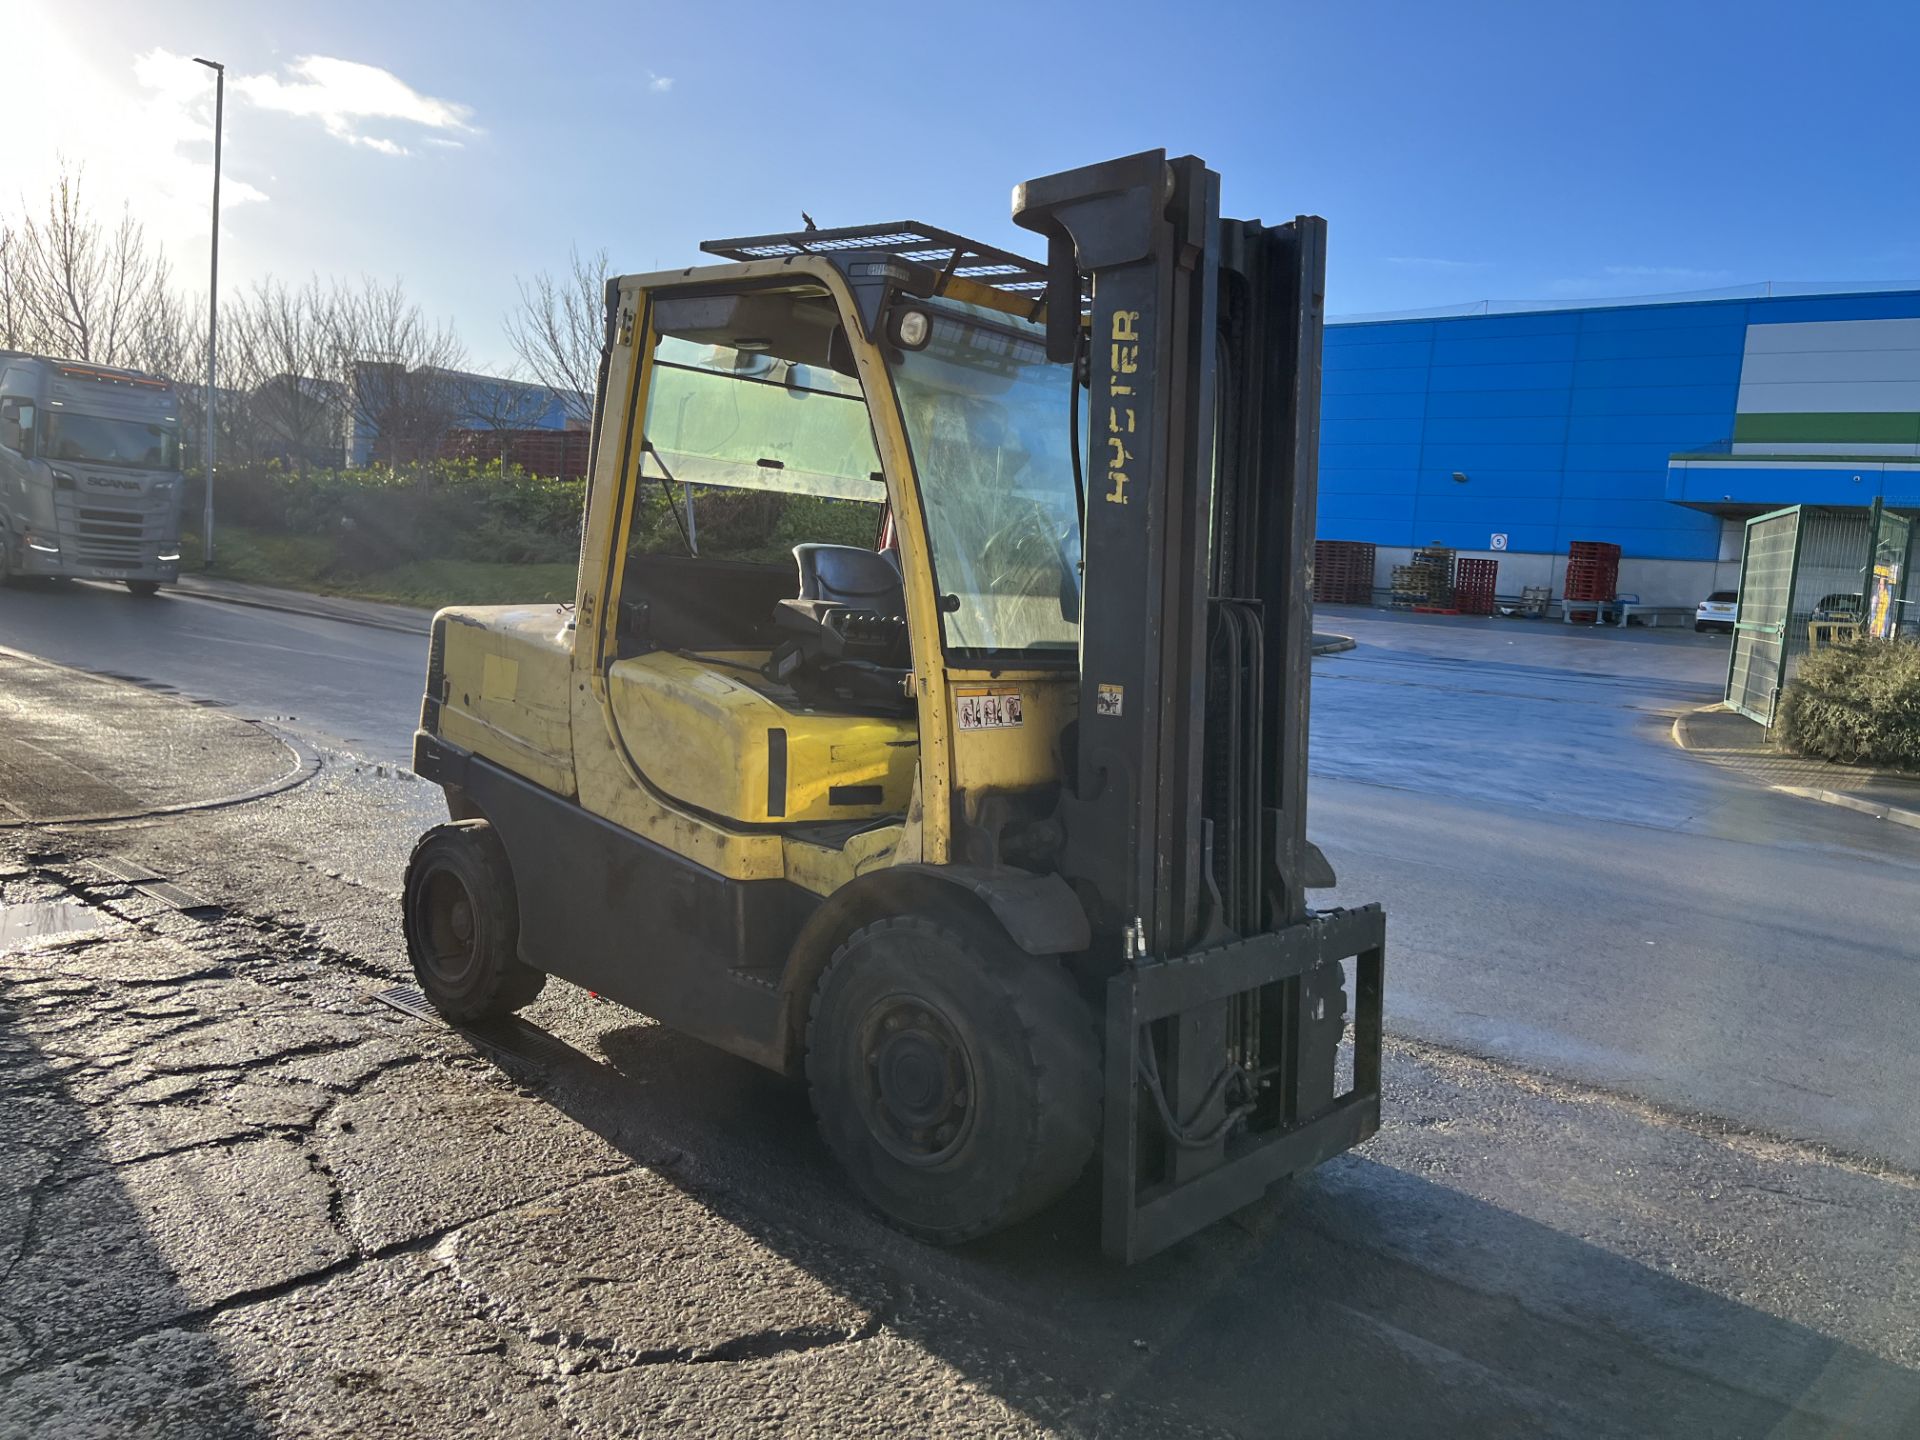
[1387,565,1422,608]
[1455,557,1498,616]
[1563,541,1621,602]
[1313,540,1376,605]
[1404,545,1457,610]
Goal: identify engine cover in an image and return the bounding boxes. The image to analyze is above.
[608,650,917,825]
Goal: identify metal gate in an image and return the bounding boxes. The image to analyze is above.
[1726,509,1798,724]
[1726,503,1909,724]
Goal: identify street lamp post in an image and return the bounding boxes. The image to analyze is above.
[194,56,224,567]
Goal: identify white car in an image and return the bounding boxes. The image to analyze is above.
[1695,590,1737,633]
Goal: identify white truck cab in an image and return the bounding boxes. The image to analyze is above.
[0,352,186,595]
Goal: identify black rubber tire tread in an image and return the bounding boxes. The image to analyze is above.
[805,913,1100,1245]
[126,580,162,598]
[402,819,546,1022]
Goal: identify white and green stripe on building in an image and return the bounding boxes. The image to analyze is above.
[1734,317,1920,455]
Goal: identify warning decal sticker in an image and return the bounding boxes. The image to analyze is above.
[955,688,1024,730]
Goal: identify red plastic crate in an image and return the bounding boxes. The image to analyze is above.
[1455,557,1498,615]
[1313,540,1376,605]
[1563,541,1620,601]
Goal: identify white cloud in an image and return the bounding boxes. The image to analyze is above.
[234,55,476,155]
[0,25,266,265]
[648,73,674,93]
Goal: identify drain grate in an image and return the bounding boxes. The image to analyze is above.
[468,1016,580,1068]
[83,858,221,916]
[373,985,578,1068]
[87,857,164,884]
[374,985,440,1022]
[135,880,220,914]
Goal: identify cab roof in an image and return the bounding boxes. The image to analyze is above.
[702,221,1050,297]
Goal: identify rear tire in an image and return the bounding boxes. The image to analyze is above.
[1694,621,1707,632]
[402,820,546,1023]
[126,580,161,598]
[805,914,1099,1245]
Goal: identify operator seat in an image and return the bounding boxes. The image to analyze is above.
[768,544,912,710]
[795,543,905,613]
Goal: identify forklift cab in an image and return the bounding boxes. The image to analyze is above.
[408,155,1384,1263]
[586,265,1084,840]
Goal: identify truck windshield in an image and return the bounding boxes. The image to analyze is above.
[44,412,180,470]
[890,303,1081,659]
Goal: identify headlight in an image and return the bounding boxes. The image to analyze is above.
[889,307,932,351]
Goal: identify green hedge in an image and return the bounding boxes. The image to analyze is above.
[192,460,879,573]
[194,460,585,571]
[1776,638,1920,770]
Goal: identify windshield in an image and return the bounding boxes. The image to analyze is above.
[44,411,180,470]
[633,290,888,563]
[644,336,881,503]
[890,303,1081,658]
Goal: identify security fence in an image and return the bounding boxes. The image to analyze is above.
[1726,502,1917,725]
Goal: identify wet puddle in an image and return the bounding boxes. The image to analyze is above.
[0,900,109,953]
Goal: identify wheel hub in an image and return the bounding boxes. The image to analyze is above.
[418,869,479,985]
[861,997,974,1166]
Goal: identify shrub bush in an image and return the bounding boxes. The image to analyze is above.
[1775,638,1920,770]
[190,459,587,570]
[189,460,882,575]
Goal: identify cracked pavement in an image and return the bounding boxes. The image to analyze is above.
[1,593,1918,1436]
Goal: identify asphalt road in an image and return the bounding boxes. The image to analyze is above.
[0,580,426,759]
[6,581,1916,1166]
[1310,609,1920,1171]
[4,579,1919,1436]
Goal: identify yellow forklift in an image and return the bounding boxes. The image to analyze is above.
[404,150,1385,1261]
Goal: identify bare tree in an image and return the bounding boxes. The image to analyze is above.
[5,167,187,374]
[504,244,607,426]
[0,221,28,351]
[226,277,348,472]
[133,282,196,383]
[330,276,465,466]
[450,362,554,467]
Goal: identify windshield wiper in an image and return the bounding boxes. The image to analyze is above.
[643,443,697,556]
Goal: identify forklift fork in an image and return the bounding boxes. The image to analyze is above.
[1103,906,1384,1262]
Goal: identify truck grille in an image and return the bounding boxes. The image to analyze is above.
[67,505,149,566]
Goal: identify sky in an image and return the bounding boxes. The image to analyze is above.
[8,0,1920,374]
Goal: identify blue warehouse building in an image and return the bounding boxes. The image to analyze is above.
[1318,283,1920,607]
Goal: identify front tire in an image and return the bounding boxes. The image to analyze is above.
[805,914,1099,1245]
[402,820,546,1023]
[126,579,162,598]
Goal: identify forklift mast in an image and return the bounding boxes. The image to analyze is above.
[1016,151,1385,1261]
